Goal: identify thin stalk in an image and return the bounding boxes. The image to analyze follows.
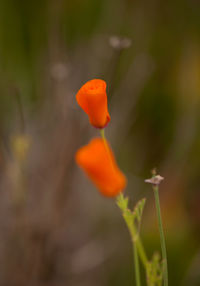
[123,212,148,268]
[153,186,168,286]
[122,209,143,286]
[100,128,106,141]
[136,237,148,268]
[134,243,141,286]
[100,129,144,284]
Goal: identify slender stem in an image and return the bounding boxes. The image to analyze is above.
[124,213,148,268]
[100,128,106,141]
[135,237,148,268]
[123,213,142,286]
[100,129,108,150]
[101,130,144,285]
[134,243,141,286]
[153,186,168,286]
[101,130,148,267]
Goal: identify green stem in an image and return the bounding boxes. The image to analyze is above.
[134,243,141,286]
[123,213,143,286]
[100,130,144,284]
[153,186,168,286]
[136,237,148,268]
[100,128,105,141]
[123,213,148,268]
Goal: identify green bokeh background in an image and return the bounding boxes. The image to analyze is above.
[0,0,200,285]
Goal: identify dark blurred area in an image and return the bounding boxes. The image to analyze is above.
[0,0,200,285]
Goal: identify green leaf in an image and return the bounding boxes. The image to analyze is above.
[116,193,129,211]
[132,198,146,232]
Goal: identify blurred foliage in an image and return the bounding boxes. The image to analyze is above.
[0,0,199,285]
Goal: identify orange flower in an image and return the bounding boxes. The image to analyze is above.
[76,79,110,128]
[75,138,126,197]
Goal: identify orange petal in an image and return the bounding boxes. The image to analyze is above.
[76,79,110,128]
[75,138,126,197]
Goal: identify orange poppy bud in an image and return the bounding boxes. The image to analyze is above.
[75,138,126,197]
[76,79,110,128]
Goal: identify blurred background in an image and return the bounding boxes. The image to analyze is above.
[0,0,200,285]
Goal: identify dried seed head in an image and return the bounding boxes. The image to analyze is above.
[145,175,164,186]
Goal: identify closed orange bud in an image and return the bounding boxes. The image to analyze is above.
[75,138,126,197]
[76,79,110,128]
